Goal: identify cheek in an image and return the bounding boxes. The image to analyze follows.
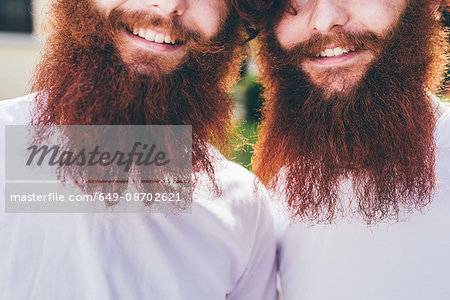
[349,0,407,34]
[188,0,229,39]
[92,0,126,15]
[275,16,309,49]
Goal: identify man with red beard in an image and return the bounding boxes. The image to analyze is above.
[234,0,450,299]
[0,0,277,299]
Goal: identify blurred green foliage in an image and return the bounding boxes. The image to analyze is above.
[229,64,263,170]
[229,120,259,170]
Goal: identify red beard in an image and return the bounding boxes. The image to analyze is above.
[253,0,447,223]
[30,0,246,195]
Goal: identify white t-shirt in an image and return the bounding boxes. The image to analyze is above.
[0,96,277,300]
[276,104,450,300]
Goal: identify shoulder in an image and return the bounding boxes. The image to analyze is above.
[0,95,33,125]
[436,103,450,148]
[436,104,450,191]
[219,157,276,226]
[207,156,278,299]
[216,157,261,202]
[203,148,269,208]
[195,149,276,233]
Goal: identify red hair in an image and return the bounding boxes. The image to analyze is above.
[231,0,279,39]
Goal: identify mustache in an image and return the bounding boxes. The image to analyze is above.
[109,9,195,43]
[108,9,227,54]
[280,32,386,65]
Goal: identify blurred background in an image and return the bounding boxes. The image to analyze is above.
[0,0,448,170]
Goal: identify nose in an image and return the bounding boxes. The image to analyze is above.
[149,0,187,17]
[310,0,349,33]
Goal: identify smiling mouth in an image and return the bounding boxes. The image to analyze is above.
[122,23,185,46]
[314,46,356,58]
[307,46,364,66]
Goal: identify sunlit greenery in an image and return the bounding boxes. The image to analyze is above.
[229,120,258,170]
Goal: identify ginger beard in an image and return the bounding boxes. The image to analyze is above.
[254,0,447,223]
[30,0,245,194]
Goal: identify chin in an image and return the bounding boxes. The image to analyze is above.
[122,56,182,77]
[309,74,364,98]
[118,47,185,76]
[130,63,174,76]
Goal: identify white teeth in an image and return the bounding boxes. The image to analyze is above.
[145,30,156,42]
[154,33,165,43]
[325,49,334,57]
[333,47,344,56]
[319,47,351,57]
[138,28,146,38]
[131,27,178,44]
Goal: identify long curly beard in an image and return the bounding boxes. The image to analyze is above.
[254,0,447,224]
[30,0,246,195]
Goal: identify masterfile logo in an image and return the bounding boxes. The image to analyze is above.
[4,125,192,213]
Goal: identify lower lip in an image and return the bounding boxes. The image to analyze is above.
[310,51,359,65]
[123,29,183,53]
